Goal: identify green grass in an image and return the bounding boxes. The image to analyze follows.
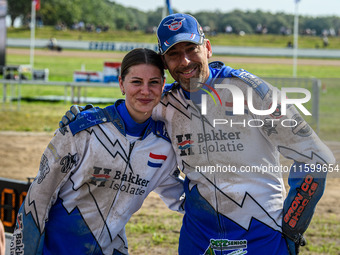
[317,79,340,141]
[301,214,340,255]
[125,207,182,254]
[6,51,123,82]
[0,101,77,132]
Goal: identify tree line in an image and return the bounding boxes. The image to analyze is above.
[7,0,340,36]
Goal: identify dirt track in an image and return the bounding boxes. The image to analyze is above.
[7,48,340,66]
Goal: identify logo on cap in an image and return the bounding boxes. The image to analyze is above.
[163,17,186,31]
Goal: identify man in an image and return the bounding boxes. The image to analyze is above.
[61,13,335,255]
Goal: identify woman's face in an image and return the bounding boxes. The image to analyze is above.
[119,64,165,123]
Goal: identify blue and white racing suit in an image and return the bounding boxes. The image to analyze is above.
[11,100,184,255]
[152,62,335,255]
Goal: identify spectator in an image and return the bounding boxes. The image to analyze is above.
[323,35,329,47]
[225,25,233,34]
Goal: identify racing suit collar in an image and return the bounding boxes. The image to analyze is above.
[116,101,151,137]
[106,100,155,140]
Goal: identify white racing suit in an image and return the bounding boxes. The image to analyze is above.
[152,61,335,255]
[11,100,184,255]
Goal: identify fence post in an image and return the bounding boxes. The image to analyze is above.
[312,78,321,134]
[2,83,6,110]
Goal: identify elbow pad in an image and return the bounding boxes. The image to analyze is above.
[282,162,326,243]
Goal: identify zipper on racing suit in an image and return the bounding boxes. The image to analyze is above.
[125,142,136,174]
[99,141,136,249]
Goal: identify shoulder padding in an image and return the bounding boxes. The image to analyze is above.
[69,107,108,135]
[209,61,225,69]
[231,69,269,99]
[152,121,171,143]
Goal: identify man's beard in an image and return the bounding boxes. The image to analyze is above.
[180,72,206,92]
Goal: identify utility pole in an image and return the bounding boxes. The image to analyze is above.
[30,0,36,69]
[0,0,7,72]
[293,0,300,78]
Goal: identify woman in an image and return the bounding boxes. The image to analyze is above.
[11,48,184,255]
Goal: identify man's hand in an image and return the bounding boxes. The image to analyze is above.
[59,104,94,128]
[285,235,306,255]
[283,162,325,255]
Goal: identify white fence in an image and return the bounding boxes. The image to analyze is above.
[1,79,120,107]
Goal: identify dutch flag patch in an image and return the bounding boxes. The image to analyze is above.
[147,153,167,168]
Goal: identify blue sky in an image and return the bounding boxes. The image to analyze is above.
[112,0,340,17]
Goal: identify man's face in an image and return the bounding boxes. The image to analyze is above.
[162,40,212,91]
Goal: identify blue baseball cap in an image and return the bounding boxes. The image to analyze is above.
[157,13,205,55]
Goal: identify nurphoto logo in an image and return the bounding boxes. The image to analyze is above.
[201,84,311,116]
[193,77,312,129]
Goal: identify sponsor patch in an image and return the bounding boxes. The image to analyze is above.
[204,238,248,255]
[60,153,79,173]
[163,17,185,31]
[37,154,50,183]
[147,153,168,168]
[47,142,61,160]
